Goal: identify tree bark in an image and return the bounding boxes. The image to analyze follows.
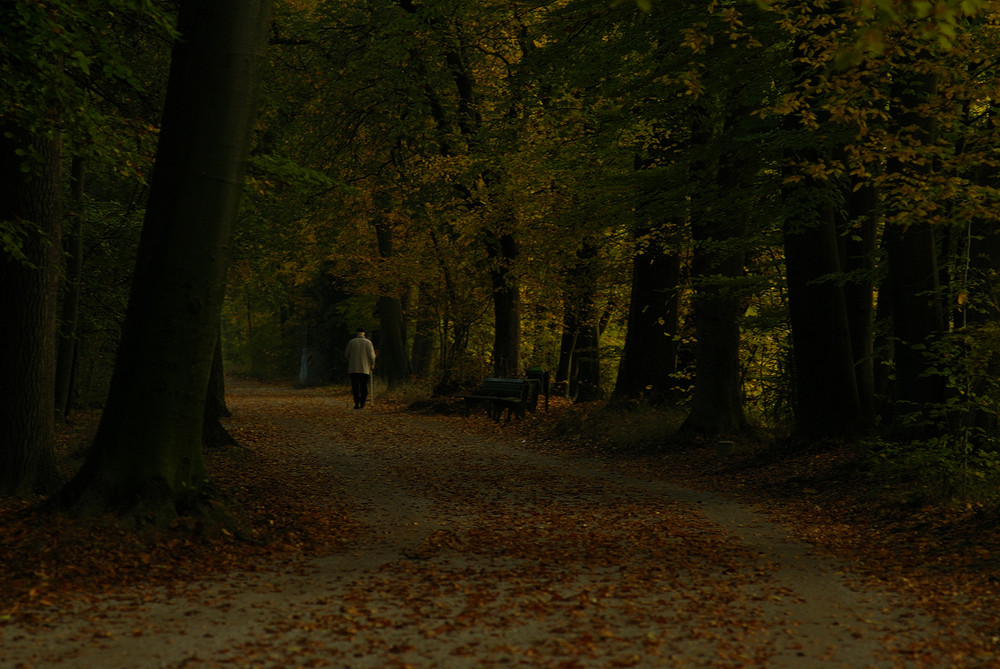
[680,114,748,435]
[884,69,945,414]
[55,157,86,423]
[838,174,878,426]
[410,286,437,378]
[557,241,602,402]
[782,177,862,438]
[58,0,272,520]
[374,213,411,388]
[203,330,237,449]
[487,229,521,378]
[377,296,410,387]
[0,129,63,496]
[615,235,681,403]
[681,246,746,434]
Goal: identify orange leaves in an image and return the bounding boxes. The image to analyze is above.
[5,383,1000,667]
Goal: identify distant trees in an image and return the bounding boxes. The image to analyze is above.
[220,0,1000,446]
[0,116,63,496]
[69,0,980,455]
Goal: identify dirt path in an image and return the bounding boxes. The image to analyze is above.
[0,383,968,668]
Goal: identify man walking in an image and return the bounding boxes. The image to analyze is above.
[345,327,376,409]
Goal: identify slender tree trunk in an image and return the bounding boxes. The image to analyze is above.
[0,129,63,496]
[58,0,272,520]
[203,329,237,449]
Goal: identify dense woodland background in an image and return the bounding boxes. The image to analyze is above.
[3,0,1000,517]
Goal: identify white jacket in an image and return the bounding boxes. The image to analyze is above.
[345,335,376,375]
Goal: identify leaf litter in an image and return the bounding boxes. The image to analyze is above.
[1,378,998,667]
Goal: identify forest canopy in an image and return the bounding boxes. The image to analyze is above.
[4,0,1000,507]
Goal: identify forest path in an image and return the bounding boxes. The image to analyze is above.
[0,381,966,668]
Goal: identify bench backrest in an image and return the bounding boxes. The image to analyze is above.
[479,377,528,398]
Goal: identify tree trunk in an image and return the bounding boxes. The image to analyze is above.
[573,311,601,402]
[58,0,272,520]
[557,241,602,402]
[838,174,878,426]
[884,69,945,414]
[0,129,63,496]
[615,236,681,403]
[782,177,862,438]
[377,296,410,387]
[203,330,237,449]
[680,114,748,436]
[410,287,437,378]
[556,299,576,383]
[681,250,746,434]
[487,229,521,378]
[55,157,86,423]
[374,213,411,388]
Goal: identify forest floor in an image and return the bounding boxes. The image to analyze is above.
[2,379,1000,668]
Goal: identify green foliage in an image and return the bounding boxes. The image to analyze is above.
[71,196,145,407]
[867,437,1000,505]
[742,294,794,431]
[0,219,43,269]
[0,0,176,168]
[869,324,1000,503]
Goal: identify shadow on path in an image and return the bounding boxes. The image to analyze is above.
[0,382,958,668]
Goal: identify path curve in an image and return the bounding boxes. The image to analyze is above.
[0,383,956,668]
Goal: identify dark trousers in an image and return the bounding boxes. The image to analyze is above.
[350,373,370,407]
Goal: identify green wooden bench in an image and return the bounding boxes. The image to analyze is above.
[463,377,540,421]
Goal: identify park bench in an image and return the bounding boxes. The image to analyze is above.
[463,377,541,422]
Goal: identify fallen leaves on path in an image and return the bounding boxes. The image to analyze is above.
[475,402,1000,667]
[2,380,1000,668]
[0,401,359,626]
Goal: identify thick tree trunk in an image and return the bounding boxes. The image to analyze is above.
[573,314,601,402]
[838,176,878,426]
[487,229,521,378]
[681,248,746,434]
[0,129,63,496]
[556,301,577,390]
[410,287,437,378]
[377,296,410,387]
[884,222,945,407]
[58,0,272,520]
[615,237,681,403]
[884,70,945,414]
[680,114,748,436]
[374,215,411,388]
[557,241,602,402]
[782,180,862,438]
